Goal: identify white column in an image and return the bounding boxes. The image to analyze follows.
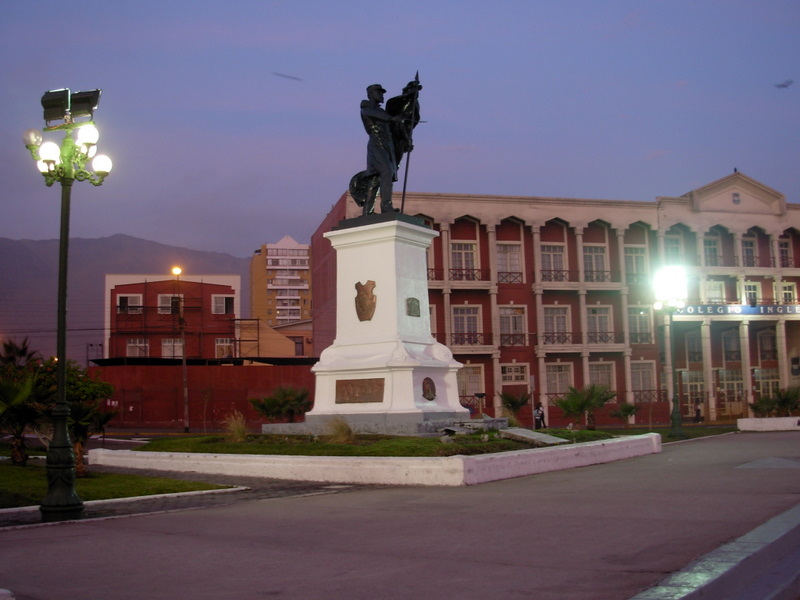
[739,320,752,411]
[701,320,716,420]
[776,319,788,387]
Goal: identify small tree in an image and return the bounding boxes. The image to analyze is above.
[30,358,115,475]
[0,375,39,466]
[498,390,530,426]
[250,386,311,423]
[609,402,640,428]
[555,384,616,430]
[750,386,800,417]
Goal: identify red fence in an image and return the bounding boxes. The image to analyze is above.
[90,364,315,431]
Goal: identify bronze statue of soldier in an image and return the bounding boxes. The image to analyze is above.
[350,76,422,216]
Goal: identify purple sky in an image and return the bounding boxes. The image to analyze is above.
[2,1,798,258]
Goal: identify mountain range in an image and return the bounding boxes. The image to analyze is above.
[0,234,251,365]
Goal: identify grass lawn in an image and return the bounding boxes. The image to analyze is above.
[0,460,226,509]
[139,430,617,456]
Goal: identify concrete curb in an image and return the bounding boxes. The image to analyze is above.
[89,433,661,486]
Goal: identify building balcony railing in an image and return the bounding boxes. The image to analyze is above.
[584,270,613,283]
[629,332,653,344]
[540,269,573,282]
[538,332,582,345]
[497,271,523,284]
[450,332,490,346]
[703,255,738,268]
[625,272,650,285]
[539,270,622,284]
[585,331,625,344]
[533,331,628,346]
[449,268,490,282]
[499,333,528,347]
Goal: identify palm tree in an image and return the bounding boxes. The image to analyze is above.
[0,337,41,367]
[498,390,530,426]
[609,402,640,428]
[250,386,311,423]
[68,399,117,477]
[0,375,40,466]
[554,384,616,430]
[772,386,800,416]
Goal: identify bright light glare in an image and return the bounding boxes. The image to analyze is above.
[37,160,50,173]
[76,124,99,145]
[39,141,60,162]
[653,265,688,307]
[172,267,182,276]
[92,154,112,174]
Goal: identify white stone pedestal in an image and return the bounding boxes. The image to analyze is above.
[306,214,469,434]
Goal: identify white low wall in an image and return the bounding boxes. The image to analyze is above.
[89,434,661,486]
[737,417,800,431]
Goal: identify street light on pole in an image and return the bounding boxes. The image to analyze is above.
[653,265,688,440]
[172,266,190,432]
[24,88,112,522]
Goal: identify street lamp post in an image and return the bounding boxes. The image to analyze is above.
[172,267,190,433]
[653,265,688,440]
[24,88,112,522]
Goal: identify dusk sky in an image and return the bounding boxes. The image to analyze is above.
[2,1,798,258]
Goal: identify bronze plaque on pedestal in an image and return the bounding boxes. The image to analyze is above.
[335,378,385,404]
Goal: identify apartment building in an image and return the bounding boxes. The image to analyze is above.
[250,235,312,356]
[311,172,800,426]
[104,274,241,360]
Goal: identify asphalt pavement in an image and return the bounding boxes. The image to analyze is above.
[0,431,798,600]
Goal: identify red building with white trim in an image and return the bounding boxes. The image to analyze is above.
[312,173,800,428]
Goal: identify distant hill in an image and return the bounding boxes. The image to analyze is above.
[0,234,250,365]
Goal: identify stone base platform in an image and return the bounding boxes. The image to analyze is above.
[262,415,509,436]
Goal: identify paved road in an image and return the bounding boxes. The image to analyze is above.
[1,432,798,600]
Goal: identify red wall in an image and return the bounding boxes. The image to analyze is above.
[91,364,315,431]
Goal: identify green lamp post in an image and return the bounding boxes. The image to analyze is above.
[653,265,688,440]
[23,88,112,522]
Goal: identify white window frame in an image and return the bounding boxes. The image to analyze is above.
[624,246,647,282]
[457,364,484,397]
[782,282,796,304]
[499,305,526,346]
[545,363,573,398]
[540,244,566,281]
[452,305,482,345]
[161,337,184,359]
[744,282,758,305]
[497,242,523,283]
[706,280,725,304]
[757,330,777,362]
[588,362,614,389]
[158,294,182,315]
[583,245,608,281]
[627,306,652,344]
[631,362,655,393]
[664,235,683,264]
[450,242,477,271]
[215,337,235,358]
[703,236,720,267]
[741,237,757,267]
[212,295,235,315]
[126,338,148,357]
[117,294,143,315]
[778,239,792,268]
[543,305,570,344]
[586,305,612,343]
[722,330,741,362]
[500,363,528,384]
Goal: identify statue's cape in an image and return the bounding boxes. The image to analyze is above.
[349,171,379,206]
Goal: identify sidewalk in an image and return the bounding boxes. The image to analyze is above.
[0,431,798,599]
